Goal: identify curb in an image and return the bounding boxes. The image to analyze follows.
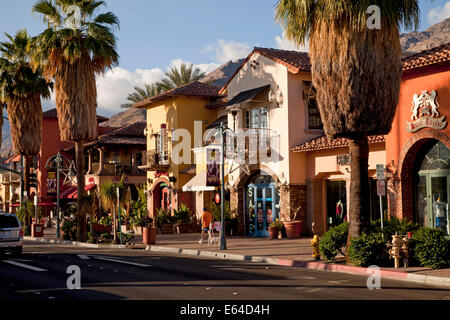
[145,245,450,289]
[24,237,127,249]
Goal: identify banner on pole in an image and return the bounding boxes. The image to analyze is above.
[47,171,57,195]
[206,148,221,187]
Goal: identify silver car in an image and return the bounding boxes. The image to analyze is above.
[0,213,23,256]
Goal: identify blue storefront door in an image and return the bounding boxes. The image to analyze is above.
[246,184,277,237]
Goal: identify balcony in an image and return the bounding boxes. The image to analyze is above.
[90,163,146,176]
[233,128,281,164]
[142,150,170,171]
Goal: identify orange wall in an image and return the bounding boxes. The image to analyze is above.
[386,65,450,165]
[39,118,74,201]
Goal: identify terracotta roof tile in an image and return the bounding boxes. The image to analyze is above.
[135,81,222,108]
[84,121,147,147]
[254,47,311,73]
[291,135,386,153]
[402,42,450,71]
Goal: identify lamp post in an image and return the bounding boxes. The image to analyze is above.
[45,153,72,239]
[205,121,237,251]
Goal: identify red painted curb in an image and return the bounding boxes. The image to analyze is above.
[277,258,413,280]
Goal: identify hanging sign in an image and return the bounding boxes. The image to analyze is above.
[47,171,57,195]
[406,90,447,133]
[206,148,221,187]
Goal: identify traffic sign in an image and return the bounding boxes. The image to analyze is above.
[377,180,386,196]
[376,164,385,180]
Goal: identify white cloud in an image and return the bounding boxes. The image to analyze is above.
[96,67,165,111]
[38,59,221,114]
[275,32,309,52]
[428,1,450,25]
[203,39,251,64]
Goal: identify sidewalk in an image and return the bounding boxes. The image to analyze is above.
[28,227,450,288]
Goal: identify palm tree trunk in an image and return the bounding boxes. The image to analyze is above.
[23,156,31,200]
[346,135,370,261]
[75,141,86,242]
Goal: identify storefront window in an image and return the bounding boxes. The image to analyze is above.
[326,180,347,228]
[415,140,450,235]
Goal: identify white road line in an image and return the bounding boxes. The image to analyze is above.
[92,256,152,267]
[2,260,47,272]
[11,259,33,263]
[77,255,90,260]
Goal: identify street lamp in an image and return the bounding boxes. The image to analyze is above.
[45,153,72,239]
[205,122,237,251]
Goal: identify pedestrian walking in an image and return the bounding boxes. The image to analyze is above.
[199,208,213,244]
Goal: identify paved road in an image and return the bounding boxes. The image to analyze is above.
[1,241,450,301]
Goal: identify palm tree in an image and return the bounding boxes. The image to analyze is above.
[99,175,128,244]
[32,0,119,242]
[275,1,419,248]
[0,30,52,196]
[156,63,205,92]
[121,83,161,108]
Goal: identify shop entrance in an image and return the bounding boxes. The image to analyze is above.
[245,172,279,237]
[415,140,450,235]
[326,180,347,228]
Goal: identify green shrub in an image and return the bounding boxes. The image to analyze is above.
[270,220,284,230]
[173,204,192,224]
[411,228,450,269]
[23,225,31,236]
[319,222,348,262]
[370,217,420,240]
[61,219,77,241]
[347,232,390,267]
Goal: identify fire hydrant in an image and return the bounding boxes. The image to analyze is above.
[311,235,320,260]
[389,233,405,269]
[401,236,412,268]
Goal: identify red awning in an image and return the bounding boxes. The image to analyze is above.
[10,202,56,208]
[59,186,77,200]
[66,184,97,200]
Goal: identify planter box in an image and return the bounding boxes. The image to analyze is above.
[160,224,174,234]
[284,221,306,239]
[268,227,280,239]
[176,223,191,234]
[93,223,112,234]
[143,227,157,245]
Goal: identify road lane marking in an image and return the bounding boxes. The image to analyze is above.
[92,256,152,267]
[11,259,33,262]
[305,288,322,293]
[2,260,47,272]
[77,255,90,260]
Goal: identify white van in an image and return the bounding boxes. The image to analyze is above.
[0,213,23,256]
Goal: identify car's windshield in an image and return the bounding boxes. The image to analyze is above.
[0,215,20,228]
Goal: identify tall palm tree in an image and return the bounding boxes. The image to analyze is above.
[121,83,161,108]
[156,63,205,92]
[32,0,119,242]
[0,30,52,196]
[275,1,419,249]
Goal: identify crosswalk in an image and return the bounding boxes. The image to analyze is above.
[1,254,152,272]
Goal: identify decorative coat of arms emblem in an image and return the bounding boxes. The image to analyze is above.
[406,90,447,133]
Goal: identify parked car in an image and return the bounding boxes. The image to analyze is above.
[0,213,23,256]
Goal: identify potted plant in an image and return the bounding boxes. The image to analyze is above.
[173,204,192,234]
[284,206,306,239]
[269,219,284,239]
[156,208,174,234]
[140,216,156,245]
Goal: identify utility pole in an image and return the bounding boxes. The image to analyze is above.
[116,187,123,245]
[220,122,227,251]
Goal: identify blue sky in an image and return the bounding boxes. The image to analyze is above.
[0,0,449,116]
